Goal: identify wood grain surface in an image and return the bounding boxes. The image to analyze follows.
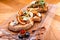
[0,0,60,40]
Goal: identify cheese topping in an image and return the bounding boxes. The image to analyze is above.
[37,13,41,17]
[31,1,36,4]
[10,20,18,26]
[28,12,33,17]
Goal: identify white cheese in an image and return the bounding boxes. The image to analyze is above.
[23,16,29,21]
[31,1,36,4]
[38,13,41,17]
[23,12,33,21]
[29,8,33,11]
[9,20,18,26]
[10,22,15,26]
[29,12,33,17]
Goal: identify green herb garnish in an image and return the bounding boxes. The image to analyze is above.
[39,0,45,8]
[35,0,45,8]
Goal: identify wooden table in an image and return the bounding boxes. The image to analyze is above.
[0,0,60,40]
[44,3,60,40]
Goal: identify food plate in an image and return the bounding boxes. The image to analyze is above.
[8,0,48,31]
[0,0,56,40]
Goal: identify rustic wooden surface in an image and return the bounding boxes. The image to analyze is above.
[0,0,60,40]
[44,3,60,40]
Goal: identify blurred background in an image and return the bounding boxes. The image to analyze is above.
[0,0,60,23]
[0,0,60,10]
[0,0,60,40]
